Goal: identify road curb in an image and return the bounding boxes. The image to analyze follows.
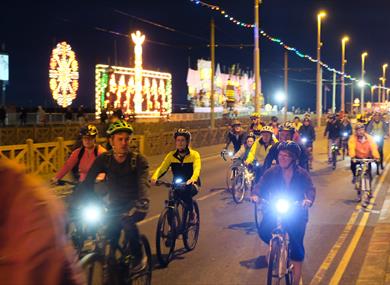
[356,169,390,285]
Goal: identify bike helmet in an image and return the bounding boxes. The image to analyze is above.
[231,119,241,127]
[277,141,301,160]
[271,116,278,122]
[174,128,191,142]
[80,124,98,136]
[279,121,295,132]
[250,112,260,119]
[303,117,311,123]
[354,122,365,131]
[106,120,134,136]
[260,125,274,134]
[246,132,256,140]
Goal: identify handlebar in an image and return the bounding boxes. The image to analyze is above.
[352,158,378,163]
[56,179,78,186]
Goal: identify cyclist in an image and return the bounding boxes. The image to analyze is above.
[299,117,316,169]
[151,129,201,218]
[349,123,380,196]
[0,159,84,285]
[292,116,303,132]
[340,116,352,155]
[232,132,256,161]
[263,122,309,171]
[80,120,150,272]
[270,116,280,137]
[366,112,387,170]
[51,125,106,183]
[249,112,264,137]
[245,126,278,182]
[223,120,247,154]
[251,141,316,285]
[324,114,341,163]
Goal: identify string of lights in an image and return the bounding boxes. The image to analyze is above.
[190,0,390,92]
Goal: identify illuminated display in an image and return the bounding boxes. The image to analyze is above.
[49,42,79,107]
[95,31,172,118]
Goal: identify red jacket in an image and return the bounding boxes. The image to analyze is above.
[0,160,85,285]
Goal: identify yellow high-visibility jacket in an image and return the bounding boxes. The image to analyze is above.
[245,136,278,165]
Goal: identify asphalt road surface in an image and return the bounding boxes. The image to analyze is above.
[136,136,390,285]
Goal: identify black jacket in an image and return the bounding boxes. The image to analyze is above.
[324,121,342,140]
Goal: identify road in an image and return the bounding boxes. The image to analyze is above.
[133,135,390,285]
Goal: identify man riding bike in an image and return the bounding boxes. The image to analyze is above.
[263,122,309,171]
[292,116,303,132]
[299,117,316,169]
[151,129,201,219]
[223,120,247,154]
[80,120,150,272]
[349,123,380,199]
[245,126,278,182]
[366,112,387,170]
[51,124,106,183]
[249,112,264,137]
[324,114,341,163]
[251,141,316,285]
[232,132,256,161]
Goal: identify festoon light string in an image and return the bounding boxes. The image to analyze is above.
[190,0,390,92]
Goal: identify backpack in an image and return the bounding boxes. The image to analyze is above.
[71,146,98,181]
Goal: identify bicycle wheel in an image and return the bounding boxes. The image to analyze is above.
[254,203,263,238]
[130,235,152,285]
[361,174,371,208]
[226,166,236,191]
[80,253,105,285]
[232,172,245,204]
[332,150,337,170]
[267,238,281,285]
[156,208,178,267]
[183,201,200,251]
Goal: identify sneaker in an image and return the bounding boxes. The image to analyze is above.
[351,176,356,184]
[381,164,385,170]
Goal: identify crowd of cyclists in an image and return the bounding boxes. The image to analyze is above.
[1,108,388,284]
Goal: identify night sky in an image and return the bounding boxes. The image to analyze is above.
[1,0,389,111]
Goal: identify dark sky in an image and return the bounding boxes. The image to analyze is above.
[1,0,389,110]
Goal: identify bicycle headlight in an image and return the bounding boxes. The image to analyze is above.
[275,199,290,214]
[343,132,348,137]
[228,151,234,157]
[82,205,103,223]
[301,137,308,144]
[175,178,184,184]
[374,135,381,142]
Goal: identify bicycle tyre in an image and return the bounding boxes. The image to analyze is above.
[267,238,281,285]
[232,172,245,204]
[183,201,200,251]
[156,208,177,267]
[254,203,263,239]
[80,253,105,285]
[130,235,152,285]
[226,167,235,191]
[332,150,337,170]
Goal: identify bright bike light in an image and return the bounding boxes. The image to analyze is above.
[82,205,102,223]
[343,132,348,137]
[175,178,183,184]
[228,151,234,157]
[275,199,290,214]
[301,137,308,144]
[374,135,381,142]
[255,162,260,167]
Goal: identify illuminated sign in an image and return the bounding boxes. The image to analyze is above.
[0,54,9,81]
[49,42,79,107]
[95,31,172,118]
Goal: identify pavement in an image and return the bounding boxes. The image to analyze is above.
[51,130,390,284]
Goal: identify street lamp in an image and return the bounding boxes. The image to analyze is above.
[275,91,286,103]
[379,77,385,103]
[360,52,368,114]
[316,11,326,127]
[382,63,388,102]
[340,36,349,112]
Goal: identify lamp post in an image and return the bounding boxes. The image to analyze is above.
[360,52,368,114]
[379,77,384,103]
[316,11,326,127]
[382,63,388,102]
[340,36,349,111]
[254,0,261,112]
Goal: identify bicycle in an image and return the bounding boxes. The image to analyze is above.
[331,142,338,170]
[353,158,377,208]
[341,132,349,160]
[231,160,255,204]
[155,179,200,267]
[221,149,236,191]
[79,203,152,285]
[301,137,313,170]
[257,198,301,285]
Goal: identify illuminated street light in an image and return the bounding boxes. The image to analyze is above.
[360,52,368,113]
[358,80,366,88]
[316,10,326,127]
[275,91,286,103]
[340,36,349,111]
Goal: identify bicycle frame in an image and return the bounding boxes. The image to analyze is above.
[354,158,376,207]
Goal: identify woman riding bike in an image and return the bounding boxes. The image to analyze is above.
[251,141,316,285]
